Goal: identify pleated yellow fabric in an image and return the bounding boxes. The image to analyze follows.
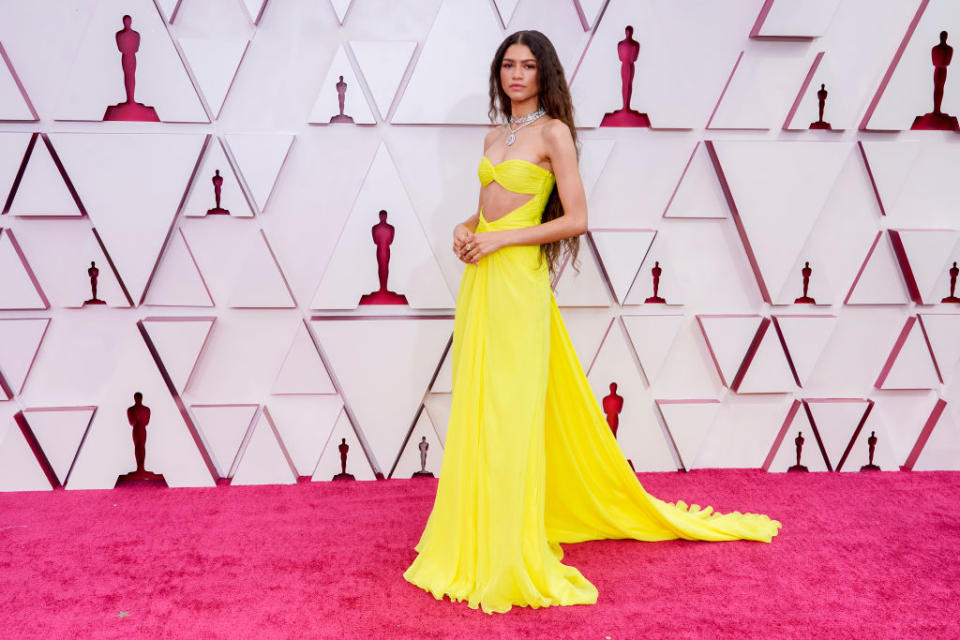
[402,155,782,614]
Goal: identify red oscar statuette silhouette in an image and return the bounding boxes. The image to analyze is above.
[83,260,106,305]
[644,261,666,303]
[359,210,408,305]
[795,261,816,304]
[602,382,634,471]
[942,261,960,303]
[206,170,230,215]
[860,430,880,471]
[600,26,651,127]
[809,83,832,130]
[788,431,809,472]
[329,75,355,124]
[412,436,434,478]
[602,382,624,437]
[912,31,959,131]
[116,392,167,486]
[103,15,160,122]
[333,437,355,481]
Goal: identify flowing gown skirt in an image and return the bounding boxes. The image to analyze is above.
[403,213,781,615]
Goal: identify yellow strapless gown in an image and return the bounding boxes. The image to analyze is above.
[402,155,781,614]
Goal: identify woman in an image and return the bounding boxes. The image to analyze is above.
[403,29,781,615]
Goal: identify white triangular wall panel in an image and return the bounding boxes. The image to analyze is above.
[272,321,335,395]
[311,143,455,310]
[625,233,685,305]
[919,314,960,383]
[424,392,452,445]
[845,232,911,305]
[224,133,293,214]
[12,224,129,308]
[312,409,376,481]
[560,309,612,376]
[329,0,353,24]
[191,404,257,478]
[587,321,677,472]
[227,231,297,308]
[7,138,81,217]
[752,0,841,37]
[621,315,685,384]
[589,230,656,305]
[570,2,746,128]
[736,323,797,394]
[155,0,182,23]
[231,408,297,485]
[872,391,941,464]
[865,1,960,131]
[697,396,794,468]
[54,0,207,122]
[579,139,616,201]
[66,323,215,489]
[0,318,49,395]
[876,317,941,390]
[22,407,94,484]
[0,43,35,120]
[392,0,503,124]
[0,229,47,310]
[143,229,214,307]
[430,340,453,394]
[857,141,921,215]
[663,142,728,219]
[766,402,829,472]
[183,138,254,218]
[0,132,31,204]
[553,244,613,307]
[696,315,762,388]
[492,0,520,27]
[141,317,214,394]
[712,140,851,301]
[913,403,960,471]
[267,395,343,476]
[655,400,721,470]
[241,0,268,23]
[805,399,871,469]
[573,0,605,30]
[177,37,249,119]
[48,132,206,304]
[841,411,897,472]
[772,315,837,386]
[350,41,416,120]
[709,51,815,130]
[311,317,453,472]
[391,410,443,478]
[308,44,376,125]
[891,229,959,304]
[0,417,51,491]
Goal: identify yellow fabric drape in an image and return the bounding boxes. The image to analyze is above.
[402,156,781,614]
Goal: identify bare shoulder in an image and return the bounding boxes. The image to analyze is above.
[542,118,572,146]
[483,126,504,152]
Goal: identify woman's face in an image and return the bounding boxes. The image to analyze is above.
[500,43,539,105]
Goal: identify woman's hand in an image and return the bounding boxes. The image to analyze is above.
[452,222,471,259]
[459,230,509,265]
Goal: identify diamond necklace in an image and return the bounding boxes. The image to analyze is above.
[505,107,546,146]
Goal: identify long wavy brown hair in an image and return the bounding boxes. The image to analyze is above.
[488,30,581,279]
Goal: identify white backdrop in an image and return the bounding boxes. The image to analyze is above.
[0,0,959,491]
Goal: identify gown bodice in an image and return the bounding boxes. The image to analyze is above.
[476,156,555,230]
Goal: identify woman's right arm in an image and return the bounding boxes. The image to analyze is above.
[453,127,501,255]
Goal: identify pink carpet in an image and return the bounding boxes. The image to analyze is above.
[0,470,957,639]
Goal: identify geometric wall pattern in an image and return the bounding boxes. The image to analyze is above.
[2,0,960,491]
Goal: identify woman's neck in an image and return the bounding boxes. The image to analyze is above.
[510,97,541,120]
